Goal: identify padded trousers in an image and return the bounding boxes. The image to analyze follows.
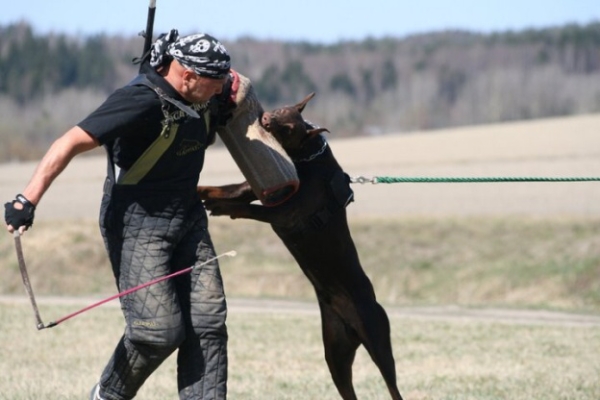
[97,185,228,400]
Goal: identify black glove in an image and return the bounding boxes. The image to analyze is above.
[4,194,36,230]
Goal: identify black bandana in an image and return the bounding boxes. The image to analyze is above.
[150,29,231,79]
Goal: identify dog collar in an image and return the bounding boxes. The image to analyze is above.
[293,140,328,163]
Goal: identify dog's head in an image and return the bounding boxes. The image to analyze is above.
[260,93,329,151]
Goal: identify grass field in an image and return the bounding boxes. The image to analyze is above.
[1,215,599,399]
[1,301,599,400]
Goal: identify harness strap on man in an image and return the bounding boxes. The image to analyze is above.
[104,73,215,186]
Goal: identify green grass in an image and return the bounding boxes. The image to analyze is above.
[1,216,599,311]
[0,302,599,399]
[2,216,599,398]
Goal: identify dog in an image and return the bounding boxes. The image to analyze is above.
[197,93,403,400]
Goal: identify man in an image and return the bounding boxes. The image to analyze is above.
[5,30,237,400]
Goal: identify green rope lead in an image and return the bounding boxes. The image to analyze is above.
[351,176,600,184]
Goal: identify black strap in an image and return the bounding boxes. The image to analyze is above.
[104,73,203,190]
[292,171,354,233]
[131,49,152,69]
[128,74,200,119]
[318,171,354,227]
[104,140,118,192]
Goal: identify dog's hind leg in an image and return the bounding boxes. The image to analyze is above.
[356,301,403,400]
[319,300,360,400]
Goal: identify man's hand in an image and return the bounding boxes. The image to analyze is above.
[4,194,36,233]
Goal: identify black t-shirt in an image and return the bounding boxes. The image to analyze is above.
[79,68,212,191]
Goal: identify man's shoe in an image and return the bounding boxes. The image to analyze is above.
[89,383,103,400]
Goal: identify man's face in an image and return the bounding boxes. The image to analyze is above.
[183,71,227,103]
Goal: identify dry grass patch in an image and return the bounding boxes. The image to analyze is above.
[1,216,599,311]
[0,302,599,399]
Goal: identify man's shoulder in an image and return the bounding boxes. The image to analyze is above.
[112,81,158,102]
[93,83,162,118]
[78,82,161,136]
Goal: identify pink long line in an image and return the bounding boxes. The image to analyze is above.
[45,251,236,328]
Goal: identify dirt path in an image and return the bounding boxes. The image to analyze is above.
[2,295,599,327]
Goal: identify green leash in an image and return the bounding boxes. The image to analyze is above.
[351,176,600,184]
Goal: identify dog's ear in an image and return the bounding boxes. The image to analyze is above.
[295,92,316,114]
[307,127,329,138]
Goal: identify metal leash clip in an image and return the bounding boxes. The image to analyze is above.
[351,176,378,184]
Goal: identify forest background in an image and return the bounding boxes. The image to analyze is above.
[1,21,599,162]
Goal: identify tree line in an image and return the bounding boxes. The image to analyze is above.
[1,21,599,162]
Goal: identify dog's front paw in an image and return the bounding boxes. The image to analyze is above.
[203,198,218,210]
[206,202,243,219]
[206,204,227,217]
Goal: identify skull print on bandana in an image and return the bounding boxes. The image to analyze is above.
[150,29,231,79]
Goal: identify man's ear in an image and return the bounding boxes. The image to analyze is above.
[182,69,196,82]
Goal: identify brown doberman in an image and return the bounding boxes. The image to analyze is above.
[197,93,403,400]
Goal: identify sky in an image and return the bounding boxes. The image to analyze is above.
[2,0,599,43]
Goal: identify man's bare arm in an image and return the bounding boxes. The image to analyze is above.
[22,126,99,206]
